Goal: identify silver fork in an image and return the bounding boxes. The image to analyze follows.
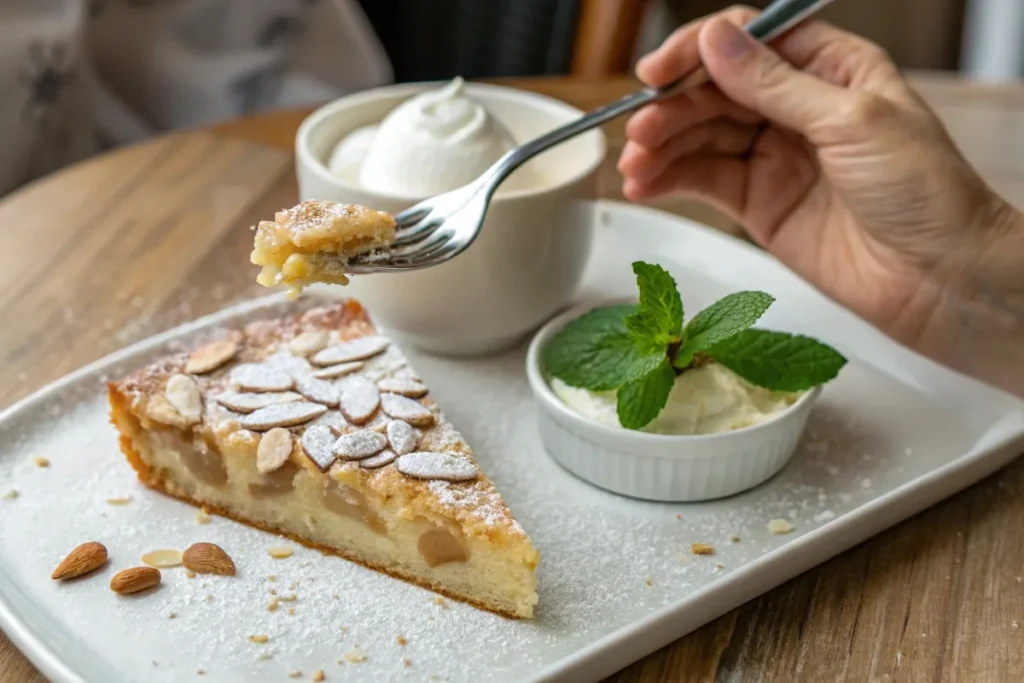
[344,0,838,275]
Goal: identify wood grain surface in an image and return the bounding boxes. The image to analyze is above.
[2,74,1024,682]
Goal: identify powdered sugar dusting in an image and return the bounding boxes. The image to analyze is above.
[0,292,1002,682]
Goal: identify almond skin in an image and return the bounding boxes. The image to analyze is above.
[110,566,161,594]
[52,541,108,580]
[182,542,236,576]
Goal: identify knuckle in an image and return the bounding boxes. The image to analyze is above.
[843,92,897,128]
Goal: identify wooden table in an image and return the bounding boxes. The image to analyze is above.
[2,74,1024,682]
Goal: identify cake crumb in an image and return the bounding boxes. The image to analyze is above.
[249,634,269,644]
[691,543,715,555]
[205,594,214,602]
[339,626,349,635]
[675,513,682,520]
[342,650,366,663]
[767,519,795,535]
[279,593,297,602]
[728,534,741,543]
[168,612,176,619]
[2,489,18,500]
[186,569,196,579]
[32,456,50,468]
[195,508,211,524]
[715,563,724,569]
[267,597,280,612]
[433,596,446,608]
[396,635,408,646]
[287,607,296,615]
[106,496,132,505]
[644,577,653,586]
[196,668,205,676]
[267,575,277,582]
[312,670,326,682]
[288,671,303,679]
[268,546,294,559]
[402,657,413,668]
[257,652,274,661]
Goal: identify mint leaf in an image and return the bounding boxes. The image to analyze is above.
[543,305,665,391]
[674,291,774,367]
[616,358,675,430]
[708,329,847,392]
[625,262,683,346]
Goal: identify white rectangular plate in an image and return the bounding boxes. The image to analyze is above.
[2,200,1024,683]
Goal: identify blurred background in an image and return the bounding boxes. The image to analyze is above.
[1,0,1020,197]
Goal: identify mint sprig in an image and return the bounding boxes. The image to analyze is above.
[708,329,847,392]
[543,260,847,430]
[673,291,774,367]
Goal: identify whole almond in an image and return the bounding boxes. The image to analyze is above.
[110,566,161,594]
[52,541,108,580]
[182,542,236,576]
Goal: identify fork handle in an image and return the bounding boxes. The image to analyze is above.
[488,0,837,184]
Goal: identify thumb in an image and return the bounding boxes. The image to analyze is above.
[698,18,849,137]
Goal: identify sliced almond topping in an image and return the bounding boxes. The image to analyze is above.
[308,410,348,434]
[294,376,340,407]
[268,546,294,559]
[230,363,294,392]
[300,425,337,471]
[377,378,428,398]
[396,452,478,482]
[185,340,238,374]
[360,449,398,470]
[386,420,418,456]
[263,352,313,377]
[288,331,329,357]
[767,519,795,535]
[165,374,202,423]
[106,496,132,505]
[311,362,364,380]
[380,394,434,427]
[249,634,269,644]
[332,429,387,461]
[182,542,236,576]
[110,566,161,594]
[142,549,184,568]
[239,402,327,431]
[257,428,293,474]
[310,336,390,366]
[339,377,380,424]
[214,391,302,414]
[52,541,108,580]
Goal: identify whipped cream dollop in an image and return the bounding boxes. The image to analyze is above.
[551,363,800,436]
[328,77,532,196]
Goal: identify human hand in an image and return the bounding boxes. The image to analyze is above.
[619,6,1024,381]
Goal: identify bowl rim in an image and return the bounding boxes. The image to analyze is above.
[525,298,823,448]
[295,79,608,204]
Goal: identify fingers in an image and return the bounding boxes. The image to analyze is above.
[619,119,761,184]
[697,17,855,138]
[624,82,761,149]
[636,5,759,86]
[622,154,748,220]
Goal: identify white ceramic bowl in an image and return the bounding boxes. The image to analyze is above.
[526,301,821,502]
[295,82,606,356]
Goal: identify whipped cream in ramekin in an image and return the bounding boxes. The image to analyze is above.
[328,77,533,196]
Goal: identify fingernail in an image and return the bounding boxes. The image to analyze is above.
[711,20,756,61]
